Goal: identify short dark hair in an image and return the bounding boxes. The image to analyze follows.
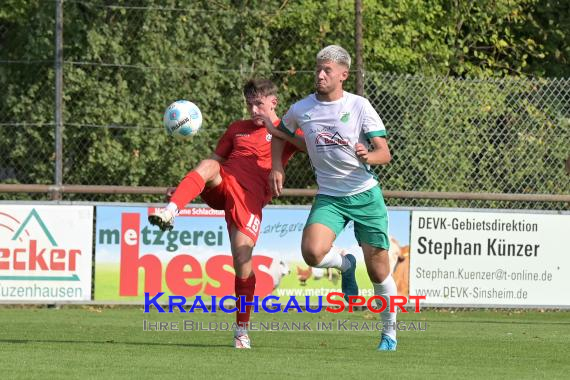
[243,78,278,99]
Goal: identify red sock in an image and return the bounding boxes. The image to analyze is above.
[170,171,205,210]
[235,273,256,328]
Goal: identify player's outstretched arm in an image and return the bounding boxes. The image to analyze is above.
[270,137,287,197]
[262,115,307,153]
[272,129,307,153]
[289,134,307,153]
[355,137,391,166]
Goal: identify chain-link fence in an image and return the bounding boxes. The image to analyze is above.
[0,1,568,210]
[365,73,570,210]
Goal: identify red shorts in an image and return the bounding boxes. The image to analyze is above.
[200,167,264,243]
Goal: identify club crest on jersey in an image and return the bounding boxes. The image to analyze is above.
[340,112,350,123]
[302,112,312,121]
[266,133,272,141]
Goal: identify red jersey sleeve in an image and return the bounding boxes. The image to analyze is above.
[214,123,235,159]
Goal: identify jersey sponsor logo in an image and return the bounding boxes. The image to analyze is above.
[314,132,349,152]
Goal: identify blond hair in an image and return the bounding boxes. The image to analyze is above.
[316,45,351,68]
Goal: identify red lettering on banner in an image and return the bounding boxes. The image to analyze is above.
[50,249,66,271]
[120,213,162,296]
[252,256,274,297]
[14,247,27,270]
[67,250,81,271]
[204,255,234,297]
[165,255,202,297]
[0,241,82,271]
[0,248,8,269]
[119,212,276,298]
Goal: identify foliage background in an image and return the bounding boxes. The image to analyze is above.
[0,0,568,209]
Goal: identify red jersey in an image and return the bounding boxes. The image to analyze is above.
[214,119,300,203]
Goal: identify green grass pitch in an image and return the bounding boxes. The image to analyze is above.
[1,307,569,379]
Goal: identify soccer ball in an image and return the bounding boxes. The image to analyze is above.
[163,100,202,139]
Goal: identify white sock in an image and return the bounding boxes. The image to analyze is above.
[314,247,351,272]
[166,202,178,215]
[373,275,398,340]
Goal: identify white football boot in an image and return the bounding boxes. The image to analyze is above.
[148,208,175,231]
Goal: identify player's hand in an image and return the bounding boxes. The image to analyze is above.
[355,143,369,163]
[164,187,176,203]
[269,168,285,197]
[258,115,279,135]
[254,114,270,126]
[265,123,281,137]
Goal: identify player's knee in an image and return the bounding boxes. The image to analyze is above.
[195,159,220,180]
[301,243,326,267]
[367,270,382,284]
[367,265,390,283]
[301,252,320,267]
[233,253,252,268]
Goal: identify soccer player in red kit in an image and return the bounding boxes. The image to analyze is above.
[149,79,304,349]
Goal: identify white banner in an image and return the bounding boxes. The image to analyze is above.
[0,205,93,301]
[409,210,570,307]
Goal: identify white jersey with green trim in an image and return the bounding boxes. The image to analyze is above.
[280,91,387,197]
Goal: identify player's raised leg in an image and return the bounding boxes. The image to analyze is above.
[230,226,256,349]
[301,223,357,300]
[148,158,223,231]
[362,244,398,351]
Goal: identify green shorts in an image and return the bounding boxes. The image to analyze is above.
[306,186,389,249]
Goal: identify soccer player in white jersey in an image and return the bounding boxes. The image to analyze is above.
[266,45,398,351]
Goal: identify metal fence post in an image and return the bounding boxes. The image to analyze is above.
[355,0,364,96]
[53,0,63,200]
